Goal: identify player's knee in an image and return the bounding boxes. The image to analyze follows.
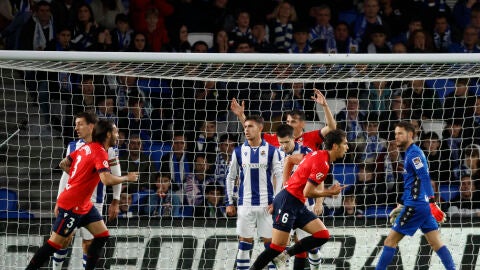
[270,242,286,253]
[312,229,330,239]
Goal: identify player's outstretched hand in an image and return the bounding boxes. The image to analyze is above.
[389,204,404,224]
[126,172,139,182]
[230,98,245,116]
[226,205,237,217]
[327,183,347,196]
[430,202,447,224]
[311,89,327,107]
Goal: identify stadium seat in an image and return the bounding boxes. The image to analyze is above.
[0,188,34,219]
[364,205,394,218]
[188,32,214,48]
[315,99,345,124]
[439,185,460,202]
[422,120,445,139]
[332,164,358,186]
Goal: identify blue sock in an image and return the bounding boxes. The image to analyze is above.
[436,246,456,270]
[376,246,396,270]
[83,254,87,269]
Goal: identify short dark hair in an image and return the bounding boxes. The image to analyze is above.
[422,131,439,141]
[92,119,115,143]
[205,183,224,194]
[245,115,264,125]
[286,110,306,121]
[324,129,347,150]
[75,111,98,125]
[219,133,238,143]
[115,13,129,24]
[276,124,294,138]
[395,121,415,134]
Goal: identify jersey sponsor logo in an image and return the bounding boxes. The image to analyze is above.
[316,172,324,180]
[242,163,268,169]
[412,156,423,169]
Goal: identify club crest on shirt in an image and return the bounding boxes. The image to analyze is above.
[316,172,324,180]
[412,156,423,169]
[244,152,248,156]
[103,160,109,168]
[261,150,266,156]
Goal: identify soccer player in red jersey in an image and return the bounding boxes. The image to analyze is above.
[26,120,138,270]
[250,129,349,270]
[230,89,336,151]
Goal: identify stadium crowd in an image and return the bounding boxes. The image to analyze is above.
[1,0,480,219]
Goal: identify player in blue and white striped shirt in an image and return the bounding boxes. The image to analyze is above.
[226,115,283,270]
[52,112,122,270]
[277,124,322,270]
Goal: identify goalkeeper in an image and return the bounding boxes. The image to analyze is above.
[376,121,455,270]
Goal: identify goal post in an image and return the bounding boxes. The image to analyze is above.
[0,51,479,269]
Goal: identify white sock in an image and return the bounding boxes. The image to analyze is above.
[309,248,321,269]
[236,241,252,269]
[52,248,68,270]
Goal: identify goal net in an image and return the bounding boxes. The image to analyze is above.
[0,51,479,269]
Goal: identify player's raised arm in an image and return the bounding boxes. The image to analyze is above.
[230,98,246,125]
[311,89,337,137]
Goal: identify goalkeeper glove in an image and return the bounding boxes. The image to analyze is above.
[389,204,404,224]
[430,202,446,224]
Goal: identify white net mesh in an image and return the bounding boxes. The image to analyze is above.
[0,52,479,269]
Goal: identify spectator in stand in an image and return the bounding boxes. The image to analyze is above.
[251,20,275,53]
[191,40,209,53]
[333,188,364,217]
[433,13,459,53]
[111,13,133,51]
[361,80,392,113]
[119,133,156,193]
[184,154,216,214]
[129,0,173,38]
[143,173,181,217]
[391,16,423,47]
[379,93,408,140]
[142,8,169,52]
[461,144,480,181]
[404,80,443,119]
[354,0,389,49]
[326,21,359,53]
[118,95,152,140]
[233,38,253,53]
[71,3,101,51]
[378,0,409,38]
[161,132,193,195]
[118,192,134,218]
[127,31,150,52]
[449,25,480,52]
[71,75,97,117]
[453,0,480,31]
[0,0,13,32]
[469,3,480,33]
[167,24,190,52]
[90,0,125,30]
[210,29,229,53]
[45,26,73,51]
[229,10,253,47]
[420,132,451,188]
[447,174,480,218]
[381,140,402,195]
[50,0,81,31]
[289,22,311,53]
[214,133,237,188]
[92,27,114,51]
[360,112,387,161]
[364,24,391,53]
[443,78,477,125]
[354,162,388,212]
[19,1,54,51]
[191,120,218,165]
[268,2,296,51]
[194,184,226,218]
[335,93,366,163]
[391,42,407,53]
[471,97,480,144]
[442,120,466,183]
[309,4,334,45]
[96,95,118,124]
[407,29,435,53]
